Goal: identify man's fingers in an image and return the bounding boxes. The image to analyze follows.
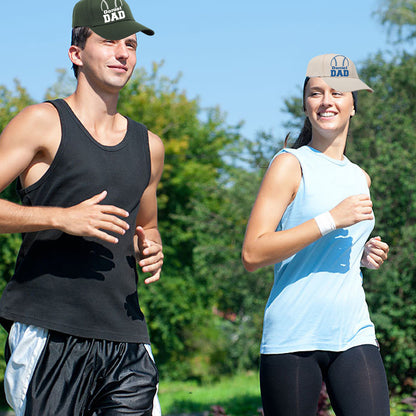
[85,190,108,205]
[92,229,120,244]
[139,253,164,269]
[141,259,163,274]
[97,221,128,236]
[101,213,130,230]
[134,228,163,281]
[140,244,162,258]
[135,226,149,249]
[100,205,129,218]
[82,191,129,217]
[144,271,161,285]
[135,226,146,240]
[138,244,164,265]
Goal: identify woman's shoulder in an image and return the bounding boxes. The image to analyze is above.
[270,146,311,168]
[268,150,302,183]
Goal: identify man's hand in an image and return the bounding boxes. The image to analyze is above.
[361,236,389,269]
[135,226,163,284]
[59,190,130,244]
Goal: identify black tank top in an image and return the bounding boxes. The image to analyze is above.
[0,99,151,343]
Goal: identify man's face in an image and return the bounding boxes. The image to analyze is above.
[77,31,137,93]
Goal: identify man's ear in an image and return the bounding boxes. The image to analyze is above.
[68,45,83,67]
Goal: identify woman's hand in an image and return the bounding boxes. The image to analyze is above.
[330,194,374,229]
[360,236,389,269]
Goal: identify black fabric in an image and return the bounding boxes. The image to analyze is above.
[260,345,390,416]
[0,99,151,343]
[25,331,158,415]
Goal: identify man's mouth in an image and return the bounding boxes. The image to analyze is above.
[108,65,128,72]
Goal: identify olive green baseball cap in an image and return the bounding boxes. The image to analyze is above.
[306,54,373,93]
[72,0,154,40]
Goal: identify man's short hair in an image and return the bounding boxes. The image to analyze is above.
[71,27,93,78]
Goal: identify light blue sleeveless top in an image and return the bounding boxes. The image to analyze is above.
[260,146,377,354]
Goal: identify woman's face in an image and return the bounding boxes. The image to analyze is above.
[304,77,355,137]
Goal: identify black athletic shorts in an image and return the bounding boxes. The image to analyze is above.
[24,330,159,416]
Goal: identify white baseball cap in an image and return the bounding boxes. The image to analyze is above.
[306,54,373,93]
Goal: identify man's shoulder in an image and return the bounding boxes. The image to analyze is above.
[13,102,60,132]
[145,130,164,181]
[147,130,163,146]
[147,130,164,159]
[2,102,60,143]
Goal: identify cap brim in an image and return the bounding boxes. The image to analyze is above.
[91,20,154,40]
[319,76,373,93]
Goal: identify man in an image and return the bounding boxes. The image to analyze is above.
[0,0,164,414]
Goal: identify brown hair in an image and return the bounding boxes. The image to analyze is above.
[71,27,93,78]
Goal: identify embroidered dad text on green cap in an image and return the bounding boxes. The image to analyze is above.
[306,54,373,93]
[73,0,154,40]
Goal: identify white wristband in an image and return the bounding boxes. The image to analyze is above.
[314,211,336,236]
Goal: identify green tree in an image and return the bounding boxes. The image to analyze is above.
[375,0,416,41]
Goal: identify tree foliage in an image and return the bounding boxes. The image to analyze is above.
[375,0,416,42]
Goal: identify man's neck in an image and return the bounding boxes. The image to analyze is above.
[64,82,128,147]
[68,75,120,116]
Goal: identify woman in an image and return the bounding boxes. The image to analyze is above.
[242,54,390,416]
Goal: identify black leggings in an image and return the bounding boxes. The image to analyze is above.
[260,345,390,416]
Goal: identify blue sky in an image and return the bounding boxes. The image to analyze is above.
[0,0,395,140]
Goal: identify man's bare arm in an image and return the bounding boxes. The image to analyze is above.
[0,104,129,242]
[134,131,165,283]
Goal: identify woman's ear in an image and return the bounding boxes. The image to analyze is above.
[350,107,356,117]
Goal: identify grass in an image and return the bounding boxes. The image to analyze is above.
[158,372,416,416]
[391,394,416,415]
[158,372,262,416]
